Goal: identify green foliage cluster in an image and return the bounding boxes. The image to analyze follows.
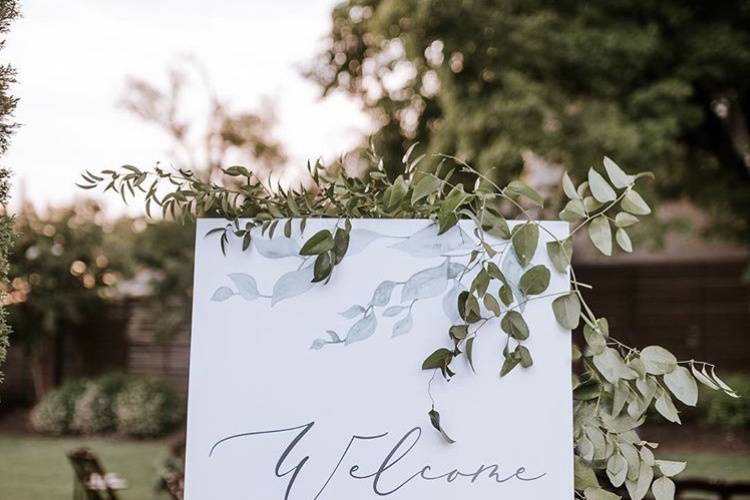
[30,373,183,438]
[0,0,19,391]
[81,149,737,499]
[308,0,750,245]
[697,373,750,431]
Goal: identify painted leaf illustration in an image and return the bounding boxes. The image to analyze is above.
[344,312,377,345]
[340,305,365,319]
[371,281,397,306]
[500,251,525,311]
[347,229,387,255]
[392,312,413,337]
[271,265,315,306]
[210,286,234,302]
[253,235,300,259]
[401,261,449,303]
[383,305,407,317]
[390,224,474,257]
[447,262,467,279]
[227,273,260,300]
[442,284,463,323]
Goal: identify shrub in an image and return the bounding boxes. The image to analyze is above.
[70,373,130,435]
[699,373,750,430]
[29,380,85,435]
[114,377,184,438]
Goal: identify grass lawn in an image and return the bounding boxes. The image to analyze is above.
[0,435,172,500]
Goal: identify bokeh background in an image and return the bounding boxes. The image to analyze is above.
[0,1,749,499]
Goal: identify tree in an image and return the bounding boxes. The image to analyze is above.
[0,0,19,390]
[120,58,287,182]
[308,0,750,243]
[7,202,135,399]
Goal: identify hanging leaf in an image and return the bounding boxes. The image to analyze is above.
[422,348,453,370]
[615,212,639,228]
[519,265,551,295]
[655,391,681,424]
[553,292,581,329]
[562,172,579,200]
[603,156,634,189]
[663,366,698,406]
[616,228,633,252]
[501,311,529,340]
[621,190,651,215]
[465,337,476,373]
[547,239,573,273]
[428,408,456,444]
[588,168,616,203]
[640,346,678,375]
[512,223,539,267]
[312,252,333,282]
[589,216,613,256]
[300,229,335,255]
[651,477,675,500]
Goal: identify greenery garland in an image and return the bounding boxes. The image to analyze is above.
[80,146,737,500]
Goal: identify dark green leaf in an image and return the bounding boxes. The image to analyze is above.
[501,310,529,340]
[519,265,551,295]
[511,223,539,267]
[300,229,335,255]
[428,408,456,444]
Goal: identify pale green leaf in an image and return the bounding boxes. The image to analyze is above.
[588,167,616,203]
[553,293,581,329]
[589,215,613,256]
[615,212,639,228]
[651,476,675,500]
[621,190,651,215]
[512,223,539,267]
[519,265,551,295]
[603,156,634,189]
[663,365,698,406]
[616,228,633,252]
[640,346,677,375]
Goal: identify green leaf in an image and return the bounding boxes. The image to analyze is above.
[621,190,651,215]
[480,208,510,239]
[300,229,334,255]
[615,212,639,228]
[449,324,468,341]
[505,180,543,207]
[438,184,468,233]
[547,239,572,273]
[333,227,350,264]
[411,175,442,204]
[625,460,654,500]
[588,216,613,256]
[553,292,581,329]
[651,477,675,500]
[422,348,453,370]
[656,460,686,478]
[516,345,533,368]
[663,365,698,406]
[560,199,587,222]
[584,487,621,500]
[458,291,482,323]
[428,408,456,444]
[607,453,628,487]
[593,348,637,383]
[562,172,579,199]
[501,310,529,340]
[500,352,521,377]
[512,223,539,267]
[499,285,514,306]
[574,457,600,490]
[384,175,408,211]
[483,294,501,316]
[588,167,616,203]
[655,390,681,423]
[640,346,677,375]
[615,228,632,252]
[603,156,634,189]
[465,337,476,373]
[519,265,551,295]
[312,252,333,282]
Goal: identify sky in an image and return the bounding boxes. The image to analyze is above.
[3,0,371,213]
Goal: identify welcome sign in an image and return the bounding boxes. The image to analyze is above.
[184,218,573,499]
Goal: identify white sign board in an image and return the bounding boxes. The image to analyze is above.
[185,219,573,499]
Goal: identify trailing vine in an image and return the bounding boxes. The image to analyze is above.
[80,146,737,500]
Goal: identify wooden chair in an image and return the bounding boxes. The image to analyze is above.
[676,479,750,499]
[67,448,125,500]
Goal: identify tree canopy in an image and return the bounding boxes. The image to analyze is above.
[0,0,19,391]
[308,0,750,243]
